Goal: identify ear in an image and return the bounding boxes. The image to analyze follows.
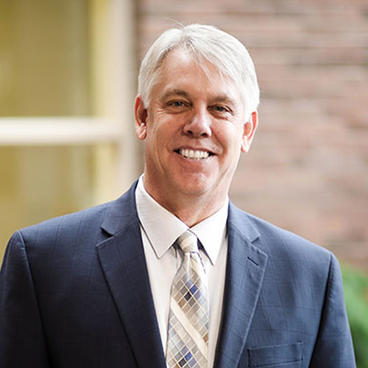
[241,111,258,153]
[134,95,148,140]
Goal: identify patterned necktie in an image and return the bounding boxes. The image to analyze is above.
[166,230,209,368]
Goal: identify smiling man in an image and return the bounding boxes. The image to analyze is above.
[135,46,257,226]
[0,24,355,368]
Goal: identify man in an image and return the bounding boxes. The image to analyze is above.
[0,24,355,367]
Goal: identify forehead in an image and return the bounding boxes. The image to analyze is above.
[154,48,243,103]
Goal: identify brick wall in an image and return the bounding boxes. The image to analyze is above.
[136,0,368,269]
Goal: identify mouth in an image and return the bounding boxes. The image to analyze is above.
[175,148,214,160]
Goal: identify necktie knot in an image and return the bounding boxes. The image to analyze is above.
[177,230,198,254]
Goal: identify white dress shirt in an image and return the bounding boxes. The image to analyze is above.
[135,177,228,368]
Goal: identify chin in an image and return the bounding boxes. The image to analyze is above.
[174,177,214,196]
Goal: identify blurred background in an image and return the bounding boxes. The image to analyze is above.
[0,0,367,365]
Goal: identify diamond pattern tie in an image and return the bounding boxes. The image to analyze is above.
[166,230,209,368]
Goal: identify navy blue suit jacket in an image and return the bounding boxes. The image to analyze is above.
[0,182,355,367]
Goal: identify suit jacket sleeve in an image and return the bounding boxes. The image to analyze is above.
[310,253,356,367]
[0,231,50,367]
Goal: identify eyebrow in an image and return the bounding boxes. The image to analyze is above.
[209,94,236,105]
[161,89,190,101]
[161,89,236,106]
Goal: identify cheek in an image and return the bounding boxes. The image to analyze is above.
[217,125,243,152]
[145,122,171,155]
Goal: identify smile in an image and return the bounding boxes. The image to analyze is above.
[177,149,211,160]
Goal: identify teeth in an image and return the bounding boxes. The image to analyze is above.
[179,149,210,160]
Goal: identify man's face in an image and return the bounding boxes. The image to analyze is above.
[135,48,257,210]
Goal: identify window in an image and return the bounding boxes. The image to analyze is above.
[0,0,139,258]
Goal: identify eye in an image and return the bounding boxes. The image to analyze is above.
[165,99,190,113]
[209,105,232,115]
[166,100,185,108]
[214,105,226,112]
[171,101,185,107]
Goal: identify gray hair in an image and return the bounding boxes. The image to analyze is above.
[138,24,260,120]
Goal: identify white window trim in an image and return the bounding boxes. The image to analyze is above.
[0,117,123,145]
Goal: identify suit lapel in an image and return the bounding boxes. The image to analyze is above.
[214,203,268,368]
[96,183,166,368]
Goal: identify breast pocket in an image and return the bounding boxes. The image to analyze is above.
[247,342,303,367]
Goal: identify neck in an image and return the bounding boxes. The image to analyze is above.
[143,181,227,227]
[167,197,226,227]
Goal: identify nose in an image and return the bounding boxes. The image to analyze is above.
[183,107,212,138]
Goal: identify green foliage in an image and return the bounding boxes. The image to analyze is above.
[342,265,368,368]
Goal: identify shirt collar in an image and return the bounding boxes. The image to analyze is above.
[190,202,228,265]
[135,176,228,265]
